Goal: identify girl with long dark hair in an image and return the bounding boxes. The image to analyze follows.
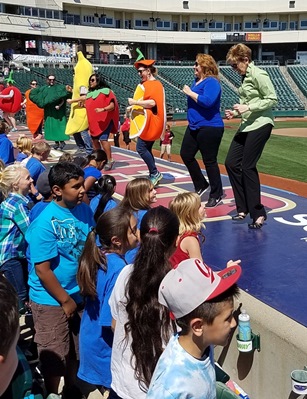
[109,206,179,399]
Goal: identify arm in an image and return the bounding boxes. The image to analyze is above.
[35,260,77,317]
[180,236,203,260]
[67,94,86,105]
[111,318,116,332]
[128,97,156,109]
[84,176,97,193]
[14,203,30,235]
[95,99,115,113]
[0,89,14,99]
[55,99,64,110]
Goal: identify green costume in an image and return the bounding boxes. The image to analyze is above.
[30,84,71,141]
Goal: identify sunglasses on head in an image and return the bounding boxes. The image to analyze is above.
[137,69,146,74]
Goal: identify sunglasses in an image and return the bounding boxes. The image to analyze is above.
[48,78,55,81]
[231,63,238,69]
[137,69,146,74]
[90,78,96,82]
[194,62,199,67]
[31,83,37,85]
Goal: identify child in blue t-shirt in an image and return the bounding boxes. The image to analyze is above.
[0,121,14,165]
[147,258,242,399]
[26,162,94,397]
[83,149,107,203]
[76,206,138,397]
[26,141,51,185]
[90,174,117,222]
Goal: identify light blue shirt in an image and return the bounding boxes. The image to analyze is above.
[27,201,94,306]
[147,334,216,399]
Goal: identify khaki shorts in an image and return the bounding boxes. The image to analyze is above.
[31,301,83,376]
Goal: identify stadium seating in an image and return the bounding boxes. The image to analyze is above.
[9,64,306,117]
[287,65,307,98]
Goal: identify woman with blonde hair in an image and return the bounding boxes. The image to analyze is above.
[181,53,224,208]
[225,43,277,229]
[0,164,33,309]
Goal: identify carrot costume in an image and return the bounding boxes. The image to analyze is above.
[24,89,44,136]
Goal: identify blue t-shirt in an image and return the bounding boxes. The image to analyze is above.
[26,157,46,184]
[78,253,128,387]
[187,77,224,130]
[26,201,94,306]
[29,201,50,223]
[90,195,118,215]
[0,134,14,164]
[147,334,216,399]
[16,152,27,162]
[84,166,101,201]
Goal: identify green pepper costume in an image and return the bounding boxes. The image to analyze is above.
[30,84,71,141]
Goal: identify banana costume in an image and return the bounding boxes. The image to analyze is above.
[65,51,93,135]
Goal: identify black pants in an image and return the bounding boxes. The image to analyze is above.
[180,125,224,198]
[109,389,123,399]
[225,123,272,220]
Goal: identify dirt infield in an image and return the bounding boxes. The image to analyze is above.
[271,128,307,137]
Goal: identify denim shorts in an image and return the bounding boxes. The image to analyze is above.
[31,301,83,376]
[93,121,113,141]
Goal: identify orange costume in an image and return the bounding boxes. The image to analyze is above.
[24,89,44,136]
[139,79,166,141]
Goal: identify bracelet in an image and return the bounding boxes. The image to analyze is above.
[33,191,40,198]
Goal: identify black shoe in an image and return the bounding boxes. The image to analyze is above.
[196,184,209,197]
[205,197,222,208]
[248,215,267,229]
[59,141,66,150]
[232,212,247,221]
[53,141,60,150]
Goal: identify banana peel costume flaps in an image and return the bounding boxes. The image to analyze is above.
[65,51,93,135]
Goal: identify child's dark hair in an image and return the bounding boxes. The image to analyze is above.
[124,206,179,391]
[78,207,133,300]
[176,284,240,335]
[84,149,107,168]
[94,174,116,222]
[0,274,19,357]
[0,121,9,134]
[48,162,84,188]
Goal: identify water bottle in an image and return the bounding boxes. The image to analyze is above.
[238,309,251,341]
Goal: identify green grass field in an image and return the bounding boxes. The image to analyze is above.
[154,121,307,182]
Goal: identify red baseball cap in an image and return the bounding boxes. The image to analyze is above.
[159,258,241,319]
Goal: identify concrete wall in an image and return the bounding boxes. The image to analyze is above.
[214,290,307,399]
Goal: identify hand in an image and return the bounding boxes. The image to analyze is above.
[55,105,60,110]
[233,103,249,114]
[95,107,104,113]
[226,259,241,268]
[128,98,134,106]
[225,109,234,120]
[126,105,132,112]
[66,98,73,104]
[61,296,77,318]
[182,85,192,96]
[66,85,72,92]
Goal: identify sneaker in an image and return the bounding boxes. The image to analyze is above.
[205,197,222,208]
[59,141,66,150]
[104,160,115,171]
[53,141,60,150]
[11,128,18,132]
[150,172,163,187]
[196,184,209,197]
